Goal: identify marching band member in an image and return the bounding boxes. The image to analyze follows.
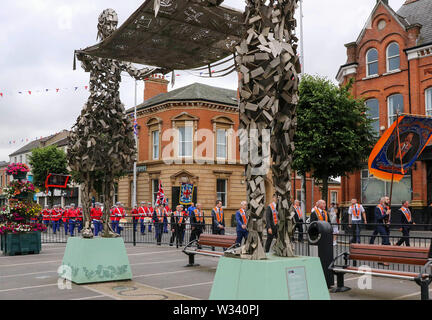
[62,205,70,235]
[68,203,78,236]
[91,202,103,236]
[42,205,51,231]
[138,201,147,235]
[51,205,62,234]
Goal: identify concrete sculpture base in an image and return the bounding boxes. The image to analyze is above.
[209,254,330,300]
[60,237,132,284]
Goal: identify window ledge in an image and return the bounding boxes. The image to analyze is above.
[383,69,401,76]
[362,74,380,81]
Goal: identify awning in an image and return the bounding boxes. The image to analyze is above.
[80,0,245,71]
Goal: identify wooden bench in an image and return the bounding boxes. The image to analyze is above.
[329,243,432,300]
[183,234,238,267]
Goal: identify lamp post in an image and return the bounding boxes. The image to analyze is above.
[133,80,138,209]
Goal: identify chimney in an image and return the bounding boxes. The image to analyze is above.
[143,74,169,102]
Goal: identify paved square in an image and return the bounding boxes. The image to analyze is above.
[0,243,429,300]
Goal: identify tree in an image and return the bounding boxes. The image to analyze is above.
[29,145,68,206]
[292,75,376,207]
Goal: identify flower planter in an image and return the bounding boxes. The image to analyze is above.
[12,172,27,181]
[1,231,41,256]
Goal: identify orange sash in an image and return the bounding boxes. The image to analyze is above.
[400,207,412,223]
[313,207,327,222]
[351,204,360,218]
[194,209,203,223]
[239,209,247,225]
[214,207,223,223]
[270,203,278,225]
[294,206,303,219]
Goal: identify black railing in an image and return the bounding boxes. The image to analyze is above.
[39,220,432,275]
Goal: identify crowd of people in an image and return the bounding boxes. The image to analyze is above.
[31,195,428,254]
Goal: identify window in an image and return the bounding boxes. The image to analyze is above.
[19,155,22,163]
[216,179,227,207]
[388,94,404,126]
[178,126,193,157]
[216,129,227,159]
[426,88,432,116]
[152,179,160,206]
[361,169,411,205]
[366,48,378,77]
[387,42,400,72]
[330,191,338,205]
[152,130,159,160]
[365,99,380,136]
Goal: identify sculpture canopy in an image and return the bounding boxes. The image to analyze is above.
[80,0,245,71]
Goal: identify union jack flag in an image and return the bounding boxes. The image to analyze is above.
[155,180,167,206]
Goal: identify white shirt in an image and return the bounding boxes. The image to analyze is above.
[348,204,365,221]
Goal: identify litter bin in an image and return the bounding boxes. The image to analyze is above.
[308,221,334,289]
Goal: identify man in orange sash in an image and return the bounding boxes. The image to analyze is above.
[235,201,249,245]
[265,195,279,253]
[310,200,328,223]
[293,200,304,242]
[348,199,367,244]
[211,200,225,251]
[396,200,415,246]
[190,203,205,244]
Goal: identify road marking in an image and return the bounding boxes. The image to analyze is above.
[136,282,199,300]
[0,260,62,268]
[127,250,180,256]
[130,259,187,266]
[72,295,107,300]
[392,289,432,300]
[134,268,216,279]
[0,283,58,293]
[163,281,214,290]
[0,271,57,279]
[82,285,120,301]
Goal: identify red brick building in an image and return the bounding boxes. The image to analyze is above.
[336,0,432,219]
[0,161,10,206]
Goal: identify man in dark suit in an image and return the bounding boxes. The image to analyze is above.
[153,203,166,246]
[235,201,248,245]
[170,205,186,248]
[310,200,328,223]
[190,203,205,245]
[293,200,304,242]
[211,200,225,251]
[265,195,279,253]
[369,197,390,246]
[396,200,415,246]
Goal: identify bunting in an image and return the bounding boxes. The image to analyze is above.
[0,85,89,98]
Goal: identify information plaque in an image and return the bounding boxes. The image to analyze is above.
[286,266,310,300]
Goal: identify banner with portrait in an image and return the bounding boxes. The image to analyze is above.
[368,114,432,182]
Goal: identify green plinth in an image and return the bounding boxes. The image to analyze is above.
[60,237,132,284]
[209,254,330,300]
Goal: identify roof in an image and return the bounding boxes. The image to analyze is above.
[9,132,69,157]
[80,0,244,71]
[127,82,238,113]
[397,0,432,45]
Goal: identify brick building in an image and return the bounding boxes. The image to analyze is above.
[119,75,341,217]
[336,0,432,219]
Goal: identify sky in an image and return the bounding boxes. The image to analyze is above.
[0,0,406,161]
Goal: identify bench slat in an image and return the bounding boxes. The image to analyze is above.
[349,254,427,265]
[345,267,429,279]
[198,234,237,248]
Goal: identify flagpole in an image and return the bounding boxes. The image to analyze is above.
[133,80,138,209]
[389,111,400,211]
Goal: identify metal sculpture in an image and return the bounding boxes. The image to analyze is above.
[235,0,301,259]
[68,9,161,239]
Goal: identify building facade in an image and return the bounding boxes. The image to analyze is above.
[119,75,341,217]
[336,0,432,218]
[0,161,11,206]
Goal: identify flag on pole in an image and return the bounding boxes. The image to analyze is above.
[368,114,432,182]
[155,181,166,206]
[133,118,138,136]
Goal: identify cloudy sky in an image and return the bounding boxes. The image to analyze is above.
[0,0,406,161]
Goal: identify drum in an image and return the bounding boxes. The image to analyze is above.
[119,218,128,227]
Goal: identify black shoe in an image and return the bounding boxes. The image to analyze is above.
[169,243,173,246]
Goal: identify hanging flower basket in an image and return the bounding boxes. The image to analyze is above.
[5,163,30,176]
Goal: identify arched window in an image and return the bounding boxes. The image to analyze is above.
[387,42,400,72]
[387,94,404,126]
[365,99,380,136]
[426,87,432,116]
[366,48,379,77]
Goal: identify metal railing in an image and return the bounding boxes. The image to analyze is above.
[39,220,432,274]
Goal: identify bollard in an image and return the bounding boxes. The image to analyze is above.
[308,221,334,289]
